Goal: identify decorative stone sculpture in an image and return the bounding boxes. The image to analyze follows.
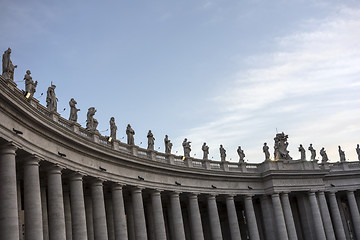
[147,130,155,150]
[263,142,270,161]
[2,48,17,81]
[110,117,117,140]
[202,142,209,160]
[68,98,80,122]
[274,132,292,160]
[237,146,245,163]
[182,138,191,158]
[220,145,226,162]
[24,70,37,97]
[356,144,360,161]
[308,144,316,160]
[46,84,57,112]
[164,135,172,154]
[298,144,306,161]
[320,147,328,163]
[338,146,346,162]
[86,107,98,132]
[126,124,135,145]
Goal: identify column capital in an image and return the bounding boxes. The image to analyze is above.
[91,178,104,186]
[225,194,235,200]
[0,142,19,155]
[69,172,85,182]
[47,164,64,175]
[131,186,144,194]
[244,194,254,200]
[23,154,41,166]
[150,189,163,196]
[271,192,280,197]
[188,193,199,199]
[207,194,217,200]
[169,191,181,198]
[112,183,125,191]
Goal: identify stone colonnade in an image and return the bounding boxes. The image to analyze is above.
[1,143,360,240]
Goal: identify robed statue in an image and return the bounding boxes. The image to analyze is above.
[69,98,80,122]
[274,132,292,160]
[2,48,17,81]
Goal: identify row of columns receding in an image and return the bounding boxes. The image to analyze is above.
[1,143,360,240]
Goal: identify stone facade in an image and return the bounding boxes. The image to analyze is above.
[1,75,360,240]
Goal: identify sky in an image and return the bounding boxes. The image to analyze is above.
[1,0,360,163]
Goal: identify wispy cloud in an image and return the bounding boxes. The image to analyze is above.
[177,5,360,162]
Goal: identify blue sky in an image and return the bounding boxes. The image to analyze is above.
[1,0,360,163]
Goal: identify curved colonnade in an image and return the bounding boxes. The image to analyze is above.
[1,76,360,240]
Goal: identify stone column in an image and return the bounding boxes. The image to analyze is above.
[207,194,223,240]
[308,191,326,240]
[170,192,186,240]
[85,192,94,240]
[47,165,66,240]
[112,184,128,240]
[188,193,204,240]
[346,190,360,239]
[23,156,43,240]
[63,186,72,240]
[317,192,335,240]
[17,180,23,240]
[280,193,297,240]
[225,195,242,240]
[69,173,87,240]
[271,193,288,240]
[105,196,115,240]
[0,143,19,240]
[91,179,108,240]
[131,187,148,240]
[40,182,49,240]
[260,195,276,239]
[244,195,260,240]
[328,192,346,240]
[151,190,166,240]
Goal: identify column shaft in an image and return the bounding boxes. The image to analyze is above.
[244,195,260,240]
[47,166,66,240]
[112,184,128,240]
[91,180,108,240]
[317,192,335,240]
[207,195,223,240]
[226,195,242,240]
[188,194,204,240]
[0,144,19,240]
[271,193,288,240]
[346,190,360,239]
[85,193,94,240]
[151,190,166,240]
[69,174,87,240]
[328,192,346,240]
[63,187,72,240]
[280,193,297,240]
[260,195,276,239]
[131,187,148,240]
[41,184,49,240]
[308,192,326,240]
[23,156,43,240]
[170,192,186,240]
[105,196,115,240]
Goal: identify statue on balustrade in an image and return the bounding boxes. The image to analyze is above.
[126,124,135,145]
[110,117,117,140]
[68,98,80,122]
[308,144,316,160]
[263,142,270,161]
[338,146,346,162]
[147,130,155,150]
[356,144,360,161]
[298,144,306,161]
[164,135,172,154]
[46,84,57,112]
[274,132,292,160]
[237,146,245,163]
[2,48,17,81]
[220,145,226,162]
[24,70,37,97]
[202,142,209,160]
[86,107,98,132]
[320,147,328,163]
[182,138,191,158]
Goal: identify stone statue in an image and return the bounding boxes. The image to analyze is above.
[126,124,135,145]
[182,138,191,158]
[356,144,360,161]
[147,130,155,150]
[2,48,17,80]
[274,132,292,160]
[202,142,209,160]
[298,144,306,161]
[220,145,226,162]
[86,107,98,132]
[237,146,245,163]
[68,98,80,122]
[320,147,328,163]
[164,135,172,154]
[24,70,37,97]
[308,144,316,160]
[338,146,346,162]
[109,117,117,140]
[46,84,57,112]
[263,142,270,161]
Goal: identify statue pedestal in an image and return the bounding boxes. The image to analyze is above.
[112,140,119,151]
[320,162,330,170]
[70,122,81,133]
[239,162,246,172]
[221,161,229,171]
[167,155,175,165]
[130,145,138,156]
[5,79,17,91]
[49,112,60,122]
[184,158,193,167]
[147,150,156,160]
[203,160,211,170]
[28,96,39,108]
[90,131,100,143]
